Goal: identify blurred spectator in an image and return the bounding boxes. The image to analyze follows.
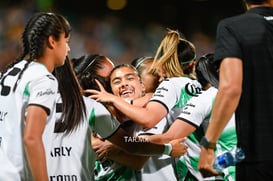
[0,2,215,73]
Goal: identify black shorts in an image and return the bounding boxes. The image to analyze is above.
[236,161,273,181]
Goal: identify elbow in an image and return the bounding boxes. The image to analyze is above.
[23,134,40,148]
[141,122,154,129]
[220,83,242,100]
[140,118,159,129]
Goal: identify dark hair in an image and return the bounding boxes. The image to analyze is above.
[195,53,219,88]
[53,57,86,134]
[131,56,153,70]
[73,54,100,76]
[72,54,112,93]
[110,64,140,79]
[178,41,196,65]
[0,12,71,91]
[177,40,196,76]
[131,56,160,93]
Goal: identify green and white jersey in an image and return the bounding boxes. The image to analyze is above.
[95,77,202,181]
[47,96,120,181]
[94,160,138,181]
[136,117,178,181]
[150,77,202,125]
[94,119,139,181]
[0,60,58,181]
[175,86,237,181]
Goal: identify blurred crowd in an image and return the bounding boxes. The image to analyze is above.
[0,2,214,72]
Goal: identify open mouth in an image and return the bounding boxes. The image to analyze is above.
[120,89,134,98]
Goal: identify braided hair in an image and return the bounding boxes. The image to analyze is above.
[0,12,71,91]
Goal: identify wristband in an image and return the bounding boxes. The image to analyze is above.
[163,143,172,155]
[200,136,216,149]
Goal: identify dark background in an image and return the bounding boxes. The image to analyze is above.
[54,0,246,38]
[0,0,246,69]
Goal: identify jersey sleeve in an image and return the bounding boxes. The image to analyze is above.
[176,93,210,128]
[150,79,178,112]
[27,74,58,115]
[87,100,120,139]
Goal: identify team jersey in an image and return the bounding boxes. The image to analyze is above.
[150,77,202,124]
[0,60,58,180]
[175,86,237,181]
[136,117,178,181]
[94,119,139,181]
[47,96,120,181]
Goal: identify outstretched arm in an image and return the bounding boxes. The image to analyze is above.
[106,127,187,157]
[146,119,196,144]
[86,80,167,128]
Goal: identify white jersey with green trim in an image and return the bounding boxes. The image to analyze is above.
[47,96,120,181]
[176,86,237,181]
[0,60,58,181]
[94,120,139,181]
[150,77,202,124]
[136,117,178,181]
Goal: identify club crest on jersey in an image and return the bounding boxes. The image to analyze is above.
[185,83,202,97]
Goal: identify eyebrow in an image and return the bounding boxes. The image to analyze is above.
[111,72,138,82]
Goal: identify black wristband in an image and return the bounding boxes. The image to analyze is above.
[200,136,216,149]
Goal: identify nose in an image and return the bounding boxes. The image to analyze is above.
[120,79,129,88]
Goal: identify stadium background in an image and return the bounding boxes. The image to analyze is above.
[0,0,245,71]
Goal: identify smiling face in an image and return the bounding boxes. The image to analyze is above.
[110,66,145,102]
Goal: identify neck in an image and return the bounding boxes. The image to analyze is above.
[248,1,273,9]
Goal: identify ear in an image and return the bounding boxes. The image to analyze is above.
[140,82,146,96]
[47,35,55,49]
[189,61,196,68]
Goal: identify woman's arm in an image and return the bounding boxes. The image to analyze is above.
[92,135,148,170]
[106,127,187,157]
[86,81,167,128]
[24,106,49,181]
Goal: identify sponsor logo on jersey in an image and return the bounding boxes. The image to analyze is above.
[36,88,55,97]
[0,110,7,122]
[46,74,56,81]
[154,86,168,97]
[181,106,191,115]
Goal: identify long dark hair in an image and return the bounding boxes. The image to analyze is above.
[195,53,219,88]
[53,57,86,134]
[0,12,71,92]
[72,54,112,93]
